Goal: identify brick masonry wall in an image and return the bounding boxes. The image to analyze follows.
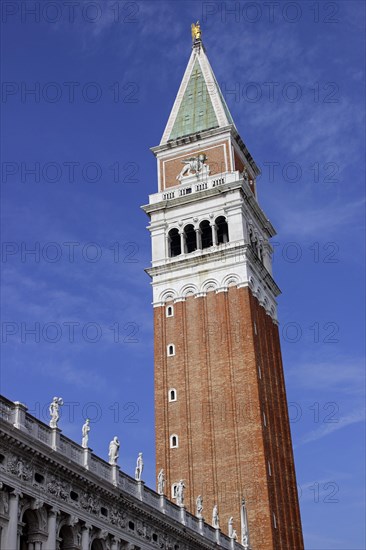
[233,150,255,195]
[154,286,304,550]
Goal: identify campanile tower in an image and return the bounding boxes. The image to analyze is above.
[143,25,304,550]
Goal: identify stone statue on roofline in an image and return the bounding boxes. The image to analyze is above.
[196,495,203,518]
[241,497,250,549]
[176,479,185,507]
[157,469,165,495]
[212,504,219,528]
[135,452,144,481]
[228,516,238,539]
[108,436,120,465]
[243,167,249,184]
[81,418,90,448]
[49,397,63,428]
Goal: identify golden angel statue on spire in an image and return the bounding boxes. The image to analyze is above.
[191,21,201,42]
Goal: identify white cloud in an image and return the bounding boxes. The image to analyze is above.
[297,408,365,446]
[271,196,365,238]
[287,358,365,395]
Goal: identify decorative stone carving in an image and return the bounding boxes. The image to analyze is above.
[108,436,120,465]
[110,507,126,528]
[80,493,100,515]
[82,419,90,449]
[136,521,146,538]
[0,484,9,515]
[144,524,152,541]
[67,515,79,527]
[38,506,48,532]
[157,469,165,495]
[177,154,210,181]
[243,167,249,184]
[31,499,44,511]
[7,456,32,480]
[135,452,143,481]
[158,532,176,550]
[47,477,69,501]
[196,495,203,518]
[49,397,63,428]
[99,529,109,540]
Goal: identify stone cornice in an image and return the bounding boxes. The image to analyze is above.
[151,125,234,156]
[146,244,280,299]
[231,128,261,176]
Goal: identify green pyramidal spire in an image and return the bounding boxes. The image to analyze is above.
[168,59,219,141]
[161,37,237,145]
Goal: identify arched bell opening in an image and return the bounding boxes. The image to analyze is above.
[184,224,197,253]
[200,220,212,249]
[215,216,229,244]
[168,228,181,257]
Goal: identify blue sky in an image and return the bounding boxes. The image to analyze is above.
[1,1,365,548]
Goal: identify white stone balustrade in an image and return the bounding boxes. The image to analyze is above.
[149,171,242,204]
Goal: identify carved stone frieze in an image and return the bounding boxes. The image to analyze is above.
[80,492,100,515]
[110,506,126,529]
[158,532,175,550]
[7,456,33,480]
[136,520,150,539]
[47,477,69,501]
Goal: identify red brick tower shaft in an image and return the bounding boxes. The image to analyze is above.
[143,27,304,550]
